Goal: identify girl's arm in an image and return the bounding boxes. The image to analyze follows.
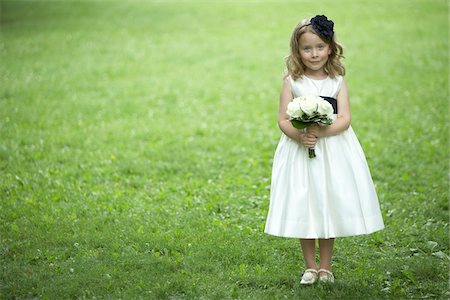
[308,78,351,137]
[278,77,317,148]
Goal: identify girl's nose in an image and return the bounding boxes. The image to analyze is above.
[311,49,318,57]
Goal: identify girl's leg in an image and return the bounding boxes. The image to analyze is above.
[299,239,317,269]
[318,238,335,271]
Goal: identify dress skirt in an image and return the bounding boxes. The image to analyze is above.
[264,126,385,239]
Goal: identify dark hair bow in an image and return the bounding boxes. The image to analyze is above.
[310,15,334,42]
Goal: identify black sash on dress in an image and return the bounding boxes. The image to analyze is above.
[320,96,338,114]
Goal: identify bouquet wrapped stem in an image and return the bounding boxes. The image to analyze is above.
[286,95,335,158]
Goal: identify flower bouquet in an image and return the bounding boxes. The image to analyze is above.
[286,95,335,158]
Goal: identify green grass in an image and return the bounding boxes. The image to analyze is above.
[1,0,448,299]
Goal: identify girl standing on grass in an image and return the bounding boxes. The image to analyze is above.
[264,15,384,284]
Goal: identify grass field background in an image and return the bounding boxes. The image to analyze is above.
[1,0,448,299]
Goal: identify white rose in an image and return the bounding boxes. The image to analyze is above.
[299,96,319,116]
[296,95,308,102]
[317,98,334,116]
[286,100,302,118]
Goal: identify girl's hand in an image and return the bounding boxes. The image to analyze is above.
[300,132,317,148]
[307,124,326,138]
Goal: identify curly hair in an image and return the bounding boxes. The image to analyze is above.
[286,16,345,80]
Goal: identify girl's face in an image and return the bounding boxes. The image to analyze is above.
[298,32,331,74]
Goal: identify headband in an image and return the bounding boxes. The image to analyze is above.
[300,15,334,42]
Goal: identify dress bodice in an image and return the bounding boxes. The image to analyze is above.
[289,75,343,114]
[289,75,343,99]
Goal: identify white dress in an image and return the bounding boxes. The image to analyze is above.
[264,75,384,239]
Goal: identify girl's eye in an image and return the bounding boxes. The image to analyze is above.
[303,47,311,52]
[318,45,325,49]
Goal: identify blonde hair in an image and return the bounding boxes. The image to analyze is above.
[286,17,345,80]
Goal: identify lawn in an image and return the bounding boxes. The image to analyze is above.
[1,0,448,299]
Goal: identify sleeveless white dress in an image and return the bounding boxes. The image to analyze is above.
[264,75,385,239]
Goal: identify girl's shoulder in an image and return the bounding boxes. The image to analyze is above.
[284,74,302,86]
[329,74,344,82]
[283,75,295,90]
[328,75,344,91]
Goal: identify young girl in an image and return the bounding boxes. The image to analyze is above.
[264,15,384,284]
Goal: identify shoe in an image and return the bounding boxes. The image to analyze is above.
[318,269,335,283]
[300,268,318,285]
